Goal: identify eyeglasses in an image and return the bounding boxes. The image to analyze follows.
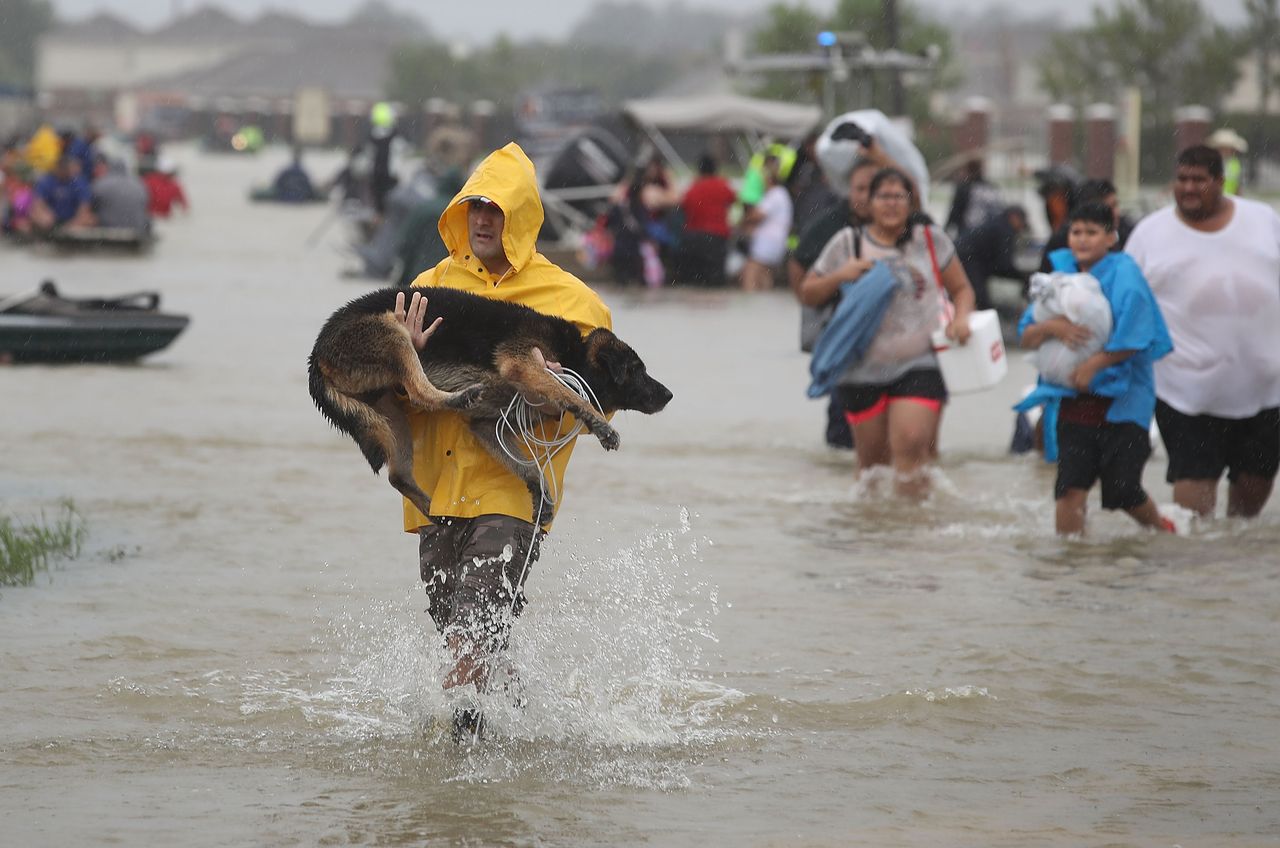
[872,192,910,204]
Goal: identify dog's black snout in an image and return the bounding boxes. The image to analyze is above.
[645,379,673,412]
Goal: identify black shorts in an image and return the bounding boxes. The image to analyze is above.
[1155,401,1280,484]
[834,368,948,425]
[1054,418,1151,510]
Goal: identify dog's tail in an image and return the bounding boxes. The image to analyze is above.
[308,355,390,473]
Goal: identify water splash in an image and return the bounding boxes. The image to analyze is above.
[300,509,750,786]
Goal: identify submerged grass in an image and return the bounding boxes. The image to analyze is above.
[0,500,87,587]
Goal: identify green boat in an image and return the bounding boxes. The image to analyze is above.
[0,281,189,364]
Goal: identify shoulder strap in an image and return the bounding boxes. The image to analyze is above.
[853,226,862,259]
[922,224,955,323]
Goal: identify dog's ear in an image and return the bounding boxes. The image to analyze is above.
[591,331,636,386]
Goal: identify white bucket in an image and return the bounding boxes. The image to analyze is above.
[930,308,1008,394]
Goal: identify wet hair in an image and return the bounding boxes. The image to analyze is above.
[1071,178,1117,209]
[1068,201,1115,231]
[697,154,717,176]
[1176,145,1224,179]
[868,168,918,247]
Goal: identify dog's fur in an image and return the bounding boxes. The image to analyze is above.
[308,286,673,516]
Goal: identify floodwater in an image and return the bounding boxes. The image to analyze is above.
[3,147,1279,847]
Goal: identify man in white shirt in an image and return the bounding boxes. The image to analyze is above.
[1125,145,1280,518]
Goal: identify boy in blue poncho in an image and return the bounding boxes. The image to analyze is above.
[1018,203,1175,535]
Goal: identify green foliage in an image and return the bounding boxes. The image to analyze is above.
[753,3,827,55]
[387,39,684,113]
[1037,0,1242,119]
[0,500,86,588]
[0,0,54,86]
[1243,0,1280,119]
[570,1,734,56]
[748,0,956,118]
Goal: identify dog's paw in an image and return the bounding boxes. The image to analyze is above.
[596,425,621,451]
[447,384,485,410]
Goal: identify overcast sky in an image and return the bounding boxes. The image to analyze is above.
[51,0,1247,42]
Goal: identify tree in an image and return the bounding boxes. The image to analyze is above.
[747,0,955,117]
[1037,0,1241,118]
[387,38,683,115]
[569,1,736,57]
[0,0,54,87]
[752,2,826,56]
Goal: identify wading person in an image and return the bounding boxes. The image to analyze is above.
[738,155,792,292]
[799,167,975,498]
[1019,203,1174,536]
[395,143,612,738]
[1125,145,1280,518]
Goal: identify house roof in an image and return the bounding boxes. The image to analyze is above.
[46,12,142,43]
[140,36,392,101]
[151,5,246,41]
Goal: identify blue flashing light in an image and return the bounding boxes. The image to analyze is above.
[817,31,838,48]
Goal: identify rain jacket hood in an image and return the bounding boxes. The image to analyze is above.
[406,143,612,532]
[438,142,544,277]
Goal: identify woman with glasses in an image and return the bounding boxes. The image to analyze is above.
[799,167,976,497]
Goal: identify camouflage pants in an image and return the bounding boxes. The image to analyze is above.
[417,514,544,652]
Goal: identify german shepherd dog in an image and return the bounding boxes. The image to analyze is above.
[308,286,673,516]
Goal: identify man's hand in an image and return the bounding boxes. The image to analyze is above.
[523,347,564,418]
[393,290,442,351]
[531,346,562,374]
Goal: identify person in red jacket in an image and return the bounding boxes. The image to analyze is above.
[673,154,736,286]
[141,157,188,218]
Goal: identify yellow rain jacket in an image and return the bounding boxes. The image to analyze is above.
[24,124,62,175]
[404,143,612,532]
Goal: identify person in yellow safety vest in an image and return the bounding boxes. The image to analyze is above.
[1207,128,1247,196]
[737,142,796,207]
[23,124,62,175]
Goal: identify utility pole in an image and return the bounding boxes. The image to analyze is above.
[884,0,906,116]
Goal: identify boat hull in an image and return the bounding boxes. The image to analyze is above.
[0,313,190,363]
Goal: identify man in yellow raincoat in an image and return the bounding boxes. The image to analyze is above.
[394,143,612,729]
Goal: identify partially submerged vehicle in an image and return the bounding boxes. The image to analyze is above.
[0,281,189,363]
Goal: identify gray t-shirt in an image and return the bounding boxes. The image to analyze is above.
[92,172,151,231]
[812,223,955,385]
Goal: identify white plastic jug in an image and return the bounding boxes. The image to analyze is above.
[930,309,1007,394]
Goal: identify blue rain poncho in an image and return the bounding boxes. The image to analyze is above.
[1014,248,1172,460]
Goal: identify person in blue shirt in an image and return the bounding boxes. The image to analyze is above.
[30,154,94,231]
[1018,203,1175,535]
[65,126,100,184]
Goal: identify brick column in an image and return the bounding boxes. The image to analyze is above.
[1047,103,1076,166]
[1084,103,1116,180]
[954,96,991,156]
[1174,105,1212,153]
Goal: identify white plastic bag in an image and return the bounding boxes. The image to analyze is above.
[1028,271,1112,386]
[815,110,931,204]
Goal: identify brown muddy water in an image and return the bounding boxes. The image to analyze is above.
[2,147,1278,847]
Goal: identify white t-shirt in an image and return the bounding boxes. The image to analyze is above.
[749,185,793,265]
[1125,198,1280,418]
